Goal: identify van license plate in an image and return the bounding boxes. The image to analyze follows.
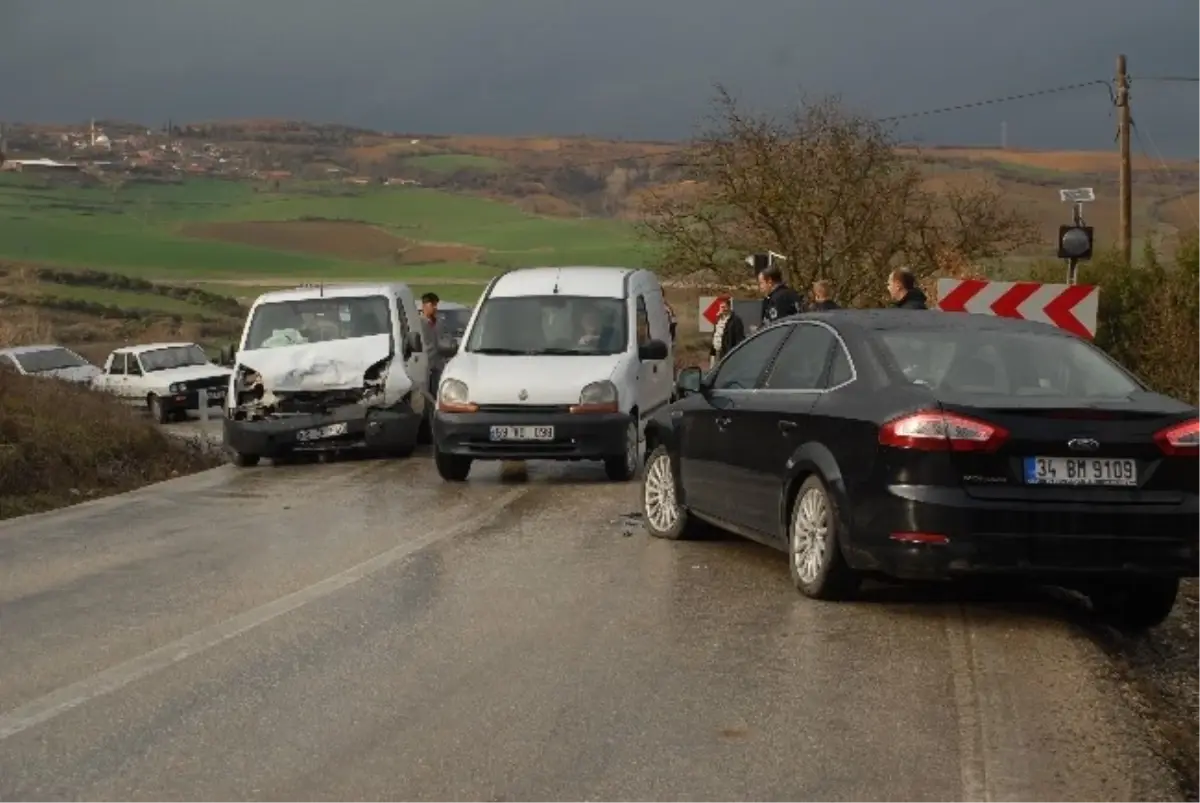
[490,425,554,442]
[1023,457,1137,487]
[297,422,349,442]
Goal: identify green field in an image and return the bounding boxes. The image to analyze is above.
[0,176,648,291]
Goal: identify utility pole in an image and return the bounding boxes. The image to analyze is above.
[1116,54,1133,265]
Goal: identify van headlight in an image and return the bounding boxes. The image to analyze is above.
[572,380,619,413]
[438,378,477,412]
[169,382,185,393]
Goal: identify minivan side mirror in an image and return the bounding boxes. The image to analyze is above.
[676,366,703,396]
[638,338,669,361]
[405,330,423,356]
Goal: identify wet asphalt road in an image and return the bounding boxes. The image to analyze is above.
[0,454,1181,801]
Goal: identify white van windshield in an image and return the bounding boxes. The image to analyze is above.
[245,295,393,350]
[466,296,628,356]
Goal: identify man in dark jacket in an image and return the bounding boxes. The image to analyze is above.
[758,264,805,325]
[888,268,928,309]
[808,279,840,311]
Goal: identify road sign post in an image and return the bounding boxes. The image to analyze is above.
[1058,188,1095,285]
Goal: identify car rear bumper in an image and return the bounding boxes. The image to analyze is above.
[434,409,630,460]
[223,405,420,457]
[846,483,1199,581]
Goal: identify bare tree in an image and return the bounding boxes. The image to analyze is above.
[639,86,1036,305]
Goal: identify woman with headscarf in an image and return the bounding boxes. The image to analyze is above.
[709,295,745,369]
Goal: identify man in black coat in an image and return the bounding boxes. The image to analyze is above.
[758,264,805,325]
[709,296,745,368]
[888,267,929,309]
[808,279,840,311]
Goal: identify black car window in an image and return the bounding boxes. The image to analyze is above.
[763,324,837,390]
[828,343,853,388]
[711,325,790,390]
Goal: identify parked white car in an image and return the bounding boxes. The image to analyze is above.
[0,344,102,385]
[432,266,674,482]
[91,342,233,423]
[223,283,428,467]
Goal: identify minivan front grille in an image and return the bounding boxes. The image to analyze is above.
[475,404,572,415]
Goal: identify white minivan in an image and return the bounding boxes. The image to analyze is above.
[432,267,674,482]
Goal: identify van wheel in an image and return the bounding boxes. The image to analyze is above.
[604,420,639,482]
[230,451,260,468]
[1088,577,1179,632]
[147,394,168,424]
[435,448,472,482]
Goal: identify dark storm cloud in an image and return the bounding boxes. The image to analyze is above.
[0,0,1195,155]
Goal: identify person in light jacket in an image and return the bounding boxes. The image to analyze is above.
[709,296,746,369]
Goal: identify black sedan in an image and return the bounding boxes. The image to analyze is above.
[641,309,1198,631]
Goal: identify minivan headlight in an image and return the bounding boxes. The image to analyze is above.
[572,380,619,413]
[438,378,477,412]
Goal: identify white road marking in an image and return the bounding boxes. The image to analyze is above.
[0,486,528,742]
[944,606,990,802]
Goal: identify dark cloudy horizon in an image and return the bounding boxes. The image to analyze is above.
[1,0,1196,156]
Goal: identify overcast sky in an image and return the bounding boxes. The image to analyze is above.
[1,0,1196,155]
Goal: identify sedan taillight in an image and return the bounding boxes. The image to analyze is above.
[879,410,1009,453]
[1153,418,1199,457]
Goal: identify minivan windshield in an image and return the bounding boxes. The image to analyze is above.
[245,295,393,350]
[877,328,1143,398]
[13,347,89,373]
[465,296,628,356]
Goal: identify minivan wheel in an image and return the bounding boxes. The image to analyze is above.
[435,448,472,482]
[642,445,698,540]
[788,475,859,600]
[230,451,260,468]
[603,420,639,482]
[1088,577,1179,632]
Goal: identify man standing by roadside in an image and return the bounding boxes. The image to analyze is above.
[708,296,745,369]
[888,268,929,309]
[758,264,804,326]
[420,292,453,403]
[809,279,840,311]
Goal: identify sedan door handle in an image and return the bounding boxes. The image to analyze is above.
[778,419,797,433]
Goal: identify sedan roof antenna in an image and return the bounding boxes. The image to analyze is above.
[552,268,561,295]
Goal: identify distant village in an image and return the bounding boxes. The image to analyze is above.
[0,119,423,187]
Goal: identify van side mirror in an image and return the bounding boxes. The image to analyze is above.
[676,366,703,396]
[405,330,423,356]
[638,338,669,361]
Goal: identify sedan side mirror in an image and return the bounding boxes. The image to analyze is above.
[638,338,669,361]
[676,366,703,396]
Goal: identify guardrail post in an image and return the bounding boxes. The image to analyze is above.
[198,392,208,422]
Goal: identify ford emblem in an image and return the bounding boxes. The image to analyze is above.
[1067,438,1100,452]
[518,389,528,401]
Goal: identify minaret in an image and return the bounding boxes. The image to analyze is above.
[90,118,96,147]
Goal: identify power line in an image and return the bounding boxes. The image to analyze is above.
[1130,118,1198,225]
[1130,75,1200,84]
[556,79,1116,169]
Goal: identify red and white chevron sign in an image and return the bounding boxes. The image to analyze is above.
[936,279,1099,339]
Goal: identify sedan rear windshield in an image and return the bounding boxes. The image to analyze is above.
[13,347,89,373]
[877,328,1142,398]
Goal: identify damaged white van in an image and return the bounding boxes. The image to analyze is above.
[223,284,428,467]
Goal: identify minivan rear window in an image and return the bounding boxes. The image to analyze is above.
[466,296,628,356]
[877,328,1142,398]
